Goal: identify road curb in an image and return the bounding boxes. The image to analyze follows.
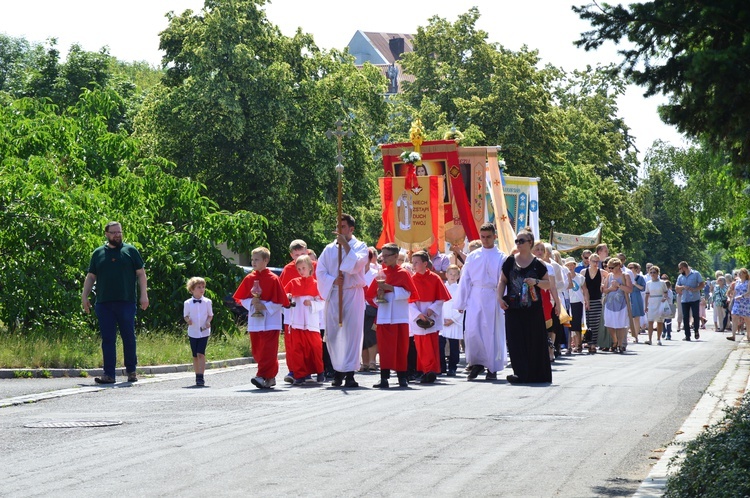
[634,340,750,497]
[0,353,286,379]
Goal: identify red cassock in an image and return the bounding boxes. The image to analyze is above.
[233,268,290,307]
[365,265,419,371]
[233,269,289,379]
[279,261,303,375]
[412,270,452,374]
[365,264,420,305]
[284,276,324,379]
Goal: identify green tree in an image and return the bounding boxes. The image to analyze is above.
[0,89,266,334]
[0,33,34,94]
[635,143,711,275]
[574,0,750,176]
[396,8,652,255]
[553,65,653,255]
[554,65,638,190]
[644,140,750,264]
[397,8,569,221]
[136,0,388,262]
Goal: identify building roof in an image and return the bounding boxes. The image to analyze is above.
[361,31,414,65]
[347,31,416,94]
[347,31,414,66]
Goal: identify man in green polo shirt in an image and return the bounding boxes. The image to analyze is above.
[82,222,149,384]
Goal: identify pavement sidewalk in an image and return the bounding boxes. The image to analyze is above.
[634,336,750,497]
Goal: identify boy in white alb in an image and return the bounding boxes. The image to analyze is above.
[183,277,213,386]
[440,265,462,376]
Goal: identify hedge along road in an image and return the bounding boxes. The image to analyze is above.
[0,327,742,497]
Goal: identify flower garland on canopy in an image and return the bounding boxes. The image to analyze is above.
[400,150,422,190]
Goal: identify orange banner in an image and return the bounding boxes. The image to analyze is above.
[378,176,444,251]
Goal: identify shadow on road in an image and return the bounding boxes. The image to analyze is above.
[590,477,642,496]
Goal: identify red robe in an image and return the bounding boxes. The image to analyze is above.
[279,261,318,375]
[233,268,289,307]
[411,269,451,374]
[284,276,323,379]
[365,264,419,372]
[365,264,420,306]
[285,276,321,299]
[233,268,288,380]
[412,269,451,303]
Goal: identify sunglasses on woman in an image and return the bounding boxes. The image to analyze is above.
[514,238,530,245]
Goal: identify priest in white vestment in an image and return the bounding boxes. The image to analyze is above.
[317,214,369,387]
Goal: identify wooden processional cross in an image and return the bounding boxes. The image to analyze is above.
[326,120,353,327]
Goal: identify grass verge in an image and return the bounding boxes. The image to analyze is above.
[0,328,273,369]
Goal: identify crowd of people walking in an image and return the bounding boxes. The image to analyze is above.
[83,219,750,388]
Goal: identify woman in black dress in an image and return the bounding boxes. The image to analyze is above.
[499,229,552,384]
[582,253,608,353]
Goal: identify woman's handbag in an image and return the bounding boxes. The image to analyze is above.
[660,300,672,319]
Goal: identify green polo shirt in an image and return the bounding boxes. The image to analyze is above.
[87,243,145,303]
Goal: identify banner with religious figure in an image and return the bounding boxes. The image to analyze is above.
[378,129,540,251]
[378,176,445,251]
[502,175,541,240]
[380,139,476,251]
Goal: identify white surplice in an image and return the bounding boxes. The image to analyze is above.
[441,282,463,340]
[456,246,507,373]
[316,236,369,372]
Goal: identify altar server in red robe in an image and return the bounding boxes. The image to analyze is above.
[234,247,289,389]
[279,239,310,383]
[284,255,325,385]
[366,243,419,388]
[409,251,452,383]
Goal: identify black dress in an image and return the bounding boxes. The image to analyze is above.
[502,255,552,383]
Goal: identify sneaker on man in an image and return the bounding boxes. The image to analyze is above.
[94,375,116,385]
[293,378,305,386]
[251,376,265,389]
[315,373,326,383]
[283,372,294,384]
[127,372,138,383]
[265,377,277,388]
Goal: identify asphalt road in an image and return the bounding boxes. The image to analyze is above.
[0,325,738,497]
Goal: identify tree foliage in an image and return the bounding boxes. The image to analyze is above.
[135,0,389,262]
[574,0,750,177]
[634,150,708,275]
[0,89,266,334]
[641,140,750,267]
[395,8,651,255]
[397,8,569,220]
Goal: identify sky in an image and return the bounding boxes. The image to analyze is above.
[2,0,688,161]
